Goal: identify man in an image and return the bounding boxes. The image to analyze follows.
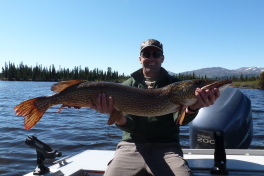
[88,39,219,176]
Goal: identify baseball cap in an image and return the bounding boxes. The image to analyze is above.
[140,39,163,53]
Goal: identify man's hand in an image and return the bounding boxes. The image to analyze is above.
[88,93,114,114]
[186,88,220,114]
[88,93,127,125]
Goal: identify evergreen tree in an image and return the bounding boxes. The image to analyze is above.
[259,72,264,89]
[240,73,244,82]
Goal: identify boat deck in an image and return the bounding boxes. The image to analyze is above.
[24,149,264,176]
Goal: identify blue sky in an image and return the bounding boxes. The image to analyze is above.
[1,0,263,76]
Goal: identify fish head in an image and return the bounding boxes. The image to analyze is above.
[169,79,233,105]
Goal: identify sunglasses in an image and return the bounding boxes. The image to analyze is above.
[141,52,163,59]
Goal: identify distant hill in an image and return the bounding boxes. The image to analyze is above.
[169,67,264,78]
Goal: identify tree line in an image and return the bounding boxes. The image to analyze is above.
[175,72,263,89]
[174,72,260,82]
[0,62,129,82]
[1,62,263,89]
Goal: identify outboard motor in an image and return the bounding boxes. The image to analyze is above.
[189,87,253,149]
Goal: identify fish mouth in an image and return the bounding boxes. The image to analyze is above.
[201,79,233,90]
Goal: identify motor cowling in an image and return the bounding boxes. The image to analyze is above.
[189,87,253,149]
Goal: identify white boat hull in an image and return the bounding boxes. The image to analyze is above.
[24,149,264,176]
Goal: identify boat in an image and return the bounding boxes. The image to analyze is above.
[24,149,264,176]
[24,87,264,176]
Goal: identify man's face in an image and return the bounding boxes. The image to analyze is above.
[139,47,164,75]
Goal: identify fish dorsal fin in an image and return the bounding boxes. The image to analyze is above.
[51,80,85,93]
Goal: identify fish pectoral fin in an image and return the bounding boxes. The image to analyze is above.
[108,109,123,125]
[58,105,66,113]
[175,105,187,125]
[51,80,85,93]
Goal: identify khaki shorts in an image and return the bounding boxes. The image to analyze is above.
[104,141,193,176]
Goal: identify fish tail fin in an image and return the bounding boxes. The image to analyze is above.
[108,109,123,125]
[14,97,50,130]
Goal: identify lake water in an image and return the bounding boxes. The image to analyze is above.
[0,81,264,176]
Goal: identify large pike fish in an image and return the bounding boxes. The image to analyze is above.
[14,79,232,129]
